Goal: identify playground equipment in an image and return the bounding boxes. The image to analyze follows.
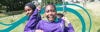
[0,0,92,32]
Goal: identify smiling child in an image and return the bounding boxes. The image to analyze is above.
[24,3,42,32]
[36,4,74,32]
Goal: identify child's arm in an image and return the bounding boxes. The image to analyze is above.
[24,30,35,32]
[35,29,44,32]
[24,21,43,32]
[35,20,44,32]
[24,16,37,32]
[62,17,75,32]
[62,17,70,24]
[37,6,42,11]
[37,6,42,13]
[24,29,44,32]
[24,8,42,32]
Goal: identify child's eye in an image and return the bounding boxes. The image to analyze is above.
[28,9,31,11]
[46,11,49,13]
[51,10,55,12]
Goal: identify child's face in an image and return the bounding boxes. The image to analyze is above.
[24,6,34,17]
[57,16,62,18]
[45,5,57,22]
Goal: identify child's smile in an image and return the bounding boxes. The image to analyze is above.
[24,6,34,17]
[48,15,54,21]
[45,5,57,22]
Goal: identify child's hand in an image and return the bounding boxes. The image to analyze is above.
[37,6,42,11]
[35,29,44,32]
[62,17,70,24]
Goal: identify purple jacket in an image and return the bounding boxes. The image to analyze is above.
[36,18,74,32]
[24,8,41,32]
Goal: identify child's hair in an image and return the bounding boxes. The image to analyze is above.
[57,13,64,18]
[25,2,36,11]
[25,3,36,20]
[45,4,56,10]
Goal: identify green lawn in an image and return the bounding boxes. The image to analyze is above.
[0,2,100,32]
[0,10,24,18]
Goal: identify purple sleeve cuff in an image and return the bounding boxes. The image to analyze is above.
[24,30,35,32]
[68,23,74,31]
[68,23,72,27]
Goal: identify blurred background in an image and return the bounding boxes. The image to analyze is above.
[0,0,100,32]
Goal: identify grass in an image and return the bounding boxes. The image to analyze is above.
[0,13,10,18]
[0,10,24,18]
[0,2,100,32]
[0,12,26,32]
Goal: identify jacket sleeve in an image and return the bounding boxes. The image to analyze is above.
[36,20,42,30]
[64,23,74,32]
[24,30,35,32]
[24,8,41,32]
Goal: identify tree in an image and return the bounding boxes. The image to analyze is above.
[0,0,32,12]
[42,0,62,5]
[90,0,94,2]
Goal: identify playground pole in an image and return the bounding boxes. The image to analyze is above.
[46,0,47,5]
[63,0,65,17]
[54,0,55,4]
[40,0,42,6]
[10,0,14,17]
[36,0,38,6]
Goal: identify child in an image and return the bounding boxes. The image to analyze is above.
[24,3,42,32]
[57,13,71,28]
[57,13,64,18]
[36,4,74,32]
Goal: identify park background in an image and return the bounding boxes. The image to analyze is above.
[0,0,100,32]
